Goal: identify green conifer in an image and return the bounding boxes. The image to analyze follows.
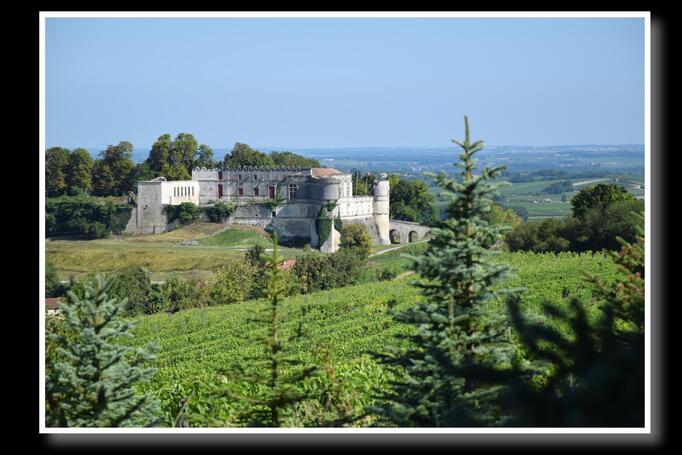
[371,117,520,426]
[45,274,160,427]
[217,233,318,426]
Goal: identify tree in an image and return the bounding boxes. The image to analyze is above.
[270,151,320,168]
[45,275,160,427]
[339,224,373,258]
[65,148,94,194]
[484,205,523,230]
[570,183,635,219]
[93,142,135,196]
[224,143,275,168]
[390,178,438,225]
[215,234,318,426]
[372,117,518,426]
[92,160,116,196]
[46,147,70,196]
[172,133,198,171]
[146,134,172,176]
[194,144,216,168]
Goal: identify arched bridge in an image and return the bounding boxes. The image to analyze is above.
[388,220,431,244]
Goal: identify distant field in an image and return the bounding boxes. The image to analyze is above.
[46,223,299,282]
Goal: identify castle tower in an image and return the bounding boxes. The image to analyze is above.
[373,174,391,245]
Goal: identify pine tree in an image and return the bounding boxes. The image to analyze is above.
[371,116,520,426]
[45,274,160,427]
[214,233,319,426]
[502,212,645,426]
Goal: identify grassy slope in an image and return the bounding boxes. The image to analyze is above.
[46,222,298,281]
[129,248,621,426]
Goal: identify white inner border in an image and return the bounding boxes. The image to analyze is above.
[39,10,651,434]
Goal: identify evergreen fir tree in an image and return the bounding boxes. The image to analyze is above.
[371,116,520,426]
[215,233,319,426]
[45,274,160,427]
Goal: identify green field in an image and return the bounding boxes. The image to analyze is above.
[46,223,299,282]
[128,249,621,426]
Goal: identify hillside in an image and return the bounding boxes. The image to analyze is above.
[128,250,622,426]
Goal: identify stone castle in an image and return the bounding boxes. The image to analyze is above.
[125,166,396,252]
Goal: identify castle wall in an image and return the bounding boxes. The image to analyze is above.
[132,181,168,234]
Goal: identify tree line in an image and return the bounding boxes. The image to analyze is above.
[46,136,321,198]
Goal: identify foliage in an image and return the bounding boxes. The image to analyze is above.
[224,143,276,168]
[65,148,94,194]
[292,247,367,294]
[484,205,523,229]
[372,116,519,426]
[165,202,200,226]
[503,220,644,426]
[505,199,644,253]
[146,133,213,180]
[92,142,135,196]
[157,278,199,314]
[340,224,373,258]
[67,267,155,316]
[46,259,65,297]
[203,201,236,223]
[270,151,320,168]
[390,177,438,225]
[200,261,256,306]
[46,147,70,197]
[210,234,320,426]
[315,206,333,247]
[45,275,160,427]
[570,183,635,219]
[46,195,132,238]
[543,180,573,194]
[505,218,571,254]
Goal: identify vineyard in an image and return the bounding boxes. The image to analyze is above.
[128,250,623,426]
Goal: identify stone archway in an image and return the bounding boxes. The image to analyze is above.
[408,231,418,243]
[389,229,401,244]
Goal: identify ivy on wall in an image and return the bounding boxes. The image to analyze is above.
[316,206,332,247]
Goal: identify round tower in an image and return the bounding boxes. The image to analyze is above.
[373,174,390,245]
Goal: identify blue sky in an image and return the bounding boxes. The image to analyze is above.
[45,17,644,149]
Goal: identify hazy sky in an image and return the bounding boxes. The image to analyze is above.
[45,17,645,149]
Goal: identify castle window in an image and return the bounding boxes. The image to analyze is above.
[238,187,244,196]
[288,184,298,199]
[254,186,260,196]
[218,171,223,180]
[254,174,258,180]
[238,174,242,181]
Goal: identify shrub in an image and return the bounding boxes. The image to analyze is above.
[203,202,236,223]
[200,261,256,306]
[160,278,200,314]
[166,202,200,226]
[292,247,367,294]
[339,224,373,257]
[67,267,154,316]
[46,260,65,297]
[46,195,132,238]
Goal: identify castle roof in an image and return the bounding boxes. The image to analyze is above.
[311,167,344,177]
